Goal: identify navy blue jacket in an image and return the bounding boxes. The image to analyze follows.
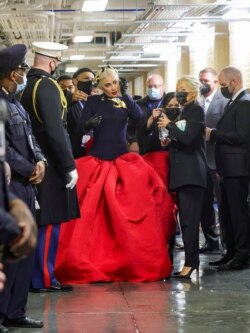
[0,86,45,180]
[80,94,142,161]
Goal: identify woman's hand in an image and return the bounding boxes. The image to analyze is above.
[157,112,171,128]
[151,108,162,119]
[160,137,171,147]
[147,108,162,128]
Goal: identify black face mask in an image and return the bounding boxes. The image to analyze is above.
[176,92,188,106]
[164,107,181,121]
[200,83,211,96]
[221,86,233,99]
[63,89,73,104]
[77,80,93,95]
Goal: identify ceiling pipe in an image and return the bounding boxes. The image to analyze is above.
[121,32,226,37]
[135,17,250,23]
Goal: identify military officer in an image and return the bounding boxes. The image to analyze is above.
[0,44,44,331]
[21,41,80,292]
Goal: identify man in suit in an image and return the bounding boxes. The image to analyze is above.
[67,67,95,158]
[21,41,80,292]
[127,74,166,155]
[206,66,250,270]
[0,44,44,331]
[198,68,228,253]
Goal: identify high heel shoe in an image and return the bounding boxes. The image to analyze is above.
[172,266,199,279]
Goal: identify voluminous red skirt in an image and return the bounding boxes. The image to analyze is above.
[55,152,176,283]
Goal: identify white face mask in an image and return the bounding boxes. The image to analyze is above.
[14,72,27,94]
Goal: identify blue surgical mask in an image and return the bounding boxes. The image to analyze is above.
[14,72,27,94]
[147,87,162,100]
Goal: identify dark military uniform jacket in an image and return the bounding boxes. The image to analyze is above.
[21,68,79,226]
[0,86,45,183]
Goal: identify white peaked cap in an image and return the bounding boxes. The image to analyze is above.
[32,41,68,60]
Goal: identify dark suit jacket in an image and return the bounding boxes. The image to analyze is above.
[210,90,250,177]
[203,91,228,169]
[167,101,207,191]
[127,95,165,154]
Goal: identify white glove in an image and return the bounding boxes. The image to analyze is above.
[65,169,78,189]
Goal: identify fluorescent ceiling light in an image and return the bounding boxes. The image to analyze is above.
[109,55,141,60]
[66,67,78,73]
[83,56,105,60]
[222,8,250,20]
[99,64,158,68]
[82,0,108,12]
[73,31,94,43]
[70,55,85,60]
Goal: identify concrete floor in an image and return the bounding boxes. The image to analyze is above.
[8,248,250,333]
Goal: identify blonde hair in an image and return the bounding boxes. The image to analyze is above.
[95,65,119,88]
[177,75,200,98]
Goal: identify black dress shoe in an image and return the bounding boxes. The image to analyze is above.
[0,324,8,332]
[199,242,220,254]
[3,317,43,328]
[209,254,232,266]
[30,283,73,293]
[30,287,56,293]
[48,283,73,292]
[218,258,249,271]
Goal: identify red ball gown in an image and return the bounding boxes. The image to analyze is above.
[55,94,176,283]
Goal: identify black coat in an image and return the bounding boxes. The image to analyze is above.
[167,101,207,191]
[21,68,79,226]
[67,100,86,158]
[127,95,165,154]
[211,90,250,177]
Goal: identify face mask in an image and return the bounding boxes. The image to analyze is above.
[14,73,27,94]
[77,80,93,95]
[165,107,181,121]
[200,83,211,96]
[63,89,73,103]
[221,86,233,99]
[176,91,188,105]
[147,88,162,100]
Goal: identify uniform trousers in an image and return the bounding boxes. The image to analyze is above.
[31,223,61,288]
[177,185,205,267]
[220,176,250,260]
[0,181,35,322]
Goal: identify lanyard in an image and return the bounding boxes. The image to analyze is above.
[146,99,162,111]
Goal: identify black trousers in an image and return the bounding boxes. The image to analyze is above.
[200,169,220,246]
[0,181,35,321]
[177,185,205,267]
[220,176,250,259]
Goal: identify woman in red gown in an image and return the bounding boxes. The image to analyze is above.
[55,67,176,283]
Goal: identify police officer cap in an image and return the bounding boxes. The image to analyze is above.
[32,41,68,61]
[73,67,95,78]
[0,44,29,74]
